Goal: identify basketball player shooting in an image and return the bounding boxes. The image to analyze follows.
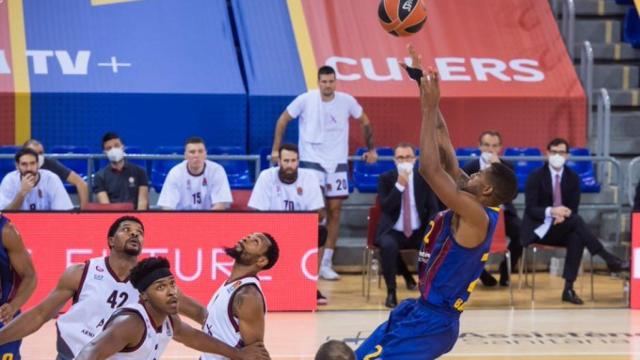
[355,46,518,359]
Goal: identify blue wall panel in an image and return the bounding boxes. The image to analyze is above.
[232,0,306,153]
[23,0,247,150]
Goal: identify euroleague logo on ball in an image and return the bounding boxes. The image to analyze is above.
[378,0,428,37]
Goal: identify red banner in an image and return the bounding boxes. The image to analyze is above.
[301,0,586,150]
[632,213,640,308]
[5,212,318,312]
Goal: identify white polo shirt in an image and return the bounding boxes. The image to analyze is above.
[0,169,73,210]
[157,160,233,210]
[248,167,324,211]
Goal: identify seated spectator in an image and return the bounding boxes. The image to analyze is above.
[315,340,355,360]
[462,130,521,287]
[157,137,232,210]
[248,143,328,304]
[521,138,628,305]
[0,148,73,210]
[94,132,149,210]
[376,143,439,308]
[23,139,89,209]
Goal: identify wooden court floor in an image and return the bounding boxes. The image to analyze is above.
[19,272,636,359]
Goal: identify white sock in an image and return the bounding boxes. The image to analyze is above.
[322,248,334,268]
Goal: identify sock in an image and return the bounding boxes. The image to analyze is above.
[322,248,334,268]
[564,281,574,292]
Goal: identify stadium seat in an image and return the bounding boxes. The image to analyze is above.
[503,147,544,192]
[624,8,640,48]
[616,0,634,5]
[207,146,253,190]
[0,146,20,181]
[258,147,273,171]
[150,146,185,193]
[455,147,481,169]
[50,146,91,194]
[95,146,146,173]
[353,147,395,193]
[567,148,601,193]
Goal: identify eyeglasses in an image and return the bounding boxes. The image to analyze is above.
[395,156,415,161]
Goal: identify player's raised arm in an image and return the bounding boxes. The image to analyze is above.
[0,263,83,345]
[417,69,488,241]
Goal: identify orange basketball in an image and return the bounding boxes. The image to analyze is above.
[378,0,428,37]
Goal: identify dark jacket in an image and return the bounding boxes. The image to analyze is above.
[376,169,440,241]
[520,164,581,246]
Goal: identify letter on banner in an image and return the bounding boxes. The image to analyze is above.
[435,58,471,81]
[510,59,545,82]
[361,58,402,81]
[55,50,90,75]
[325,56,361,81]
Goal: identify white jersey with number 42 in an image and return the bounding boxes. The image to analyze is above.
[56,257,140,358]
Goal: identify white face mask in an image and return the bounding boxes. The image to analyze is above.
[38,154,45,168]
[549,154,566,169]
[481,152,493,163]
[397,162,414,174]
[106,147,125,163]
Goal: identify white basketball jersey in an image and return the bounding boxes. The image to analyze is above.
[248,167,324,212]
[56,257,139,358]
[201,276,265,360]
[107,302,173,360]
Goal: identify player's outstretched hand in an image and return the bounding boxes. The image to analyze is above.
[401,44,424,85]
[239,341,270,360]
[420,68,440,109]
[0,303,16,324]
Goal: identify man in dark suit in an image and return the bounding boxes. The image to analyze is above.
[376,143,440,308]
[522,138,627,305]
[463,131,521,287]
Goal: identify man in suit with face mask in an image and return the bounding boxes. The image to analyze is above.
[521,138,627,305]
[375,143,440,308]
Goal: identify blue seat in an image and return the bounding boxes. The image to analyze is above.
[96,146,146,173]
[150,146,185,193]
[259,147,273,171]
[353,147,395,193]
[567,148,601,193]
[624,8,640,48]
[208,146,253,190]
[504,147,544,192]
[0,146,20,181]
[50,146,91,194]
[455,147,481,169]
[617,0,633,5]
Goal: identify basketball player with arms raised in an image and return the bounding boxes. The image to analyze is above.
[76,257,269,360]
[0,216,220,360]
[356,46,518,359]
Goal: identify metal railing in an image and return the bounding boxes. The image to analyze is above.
[560,0,576,59]
[627,156,640,207]
[595,88,612,178]
[580,41,594,132]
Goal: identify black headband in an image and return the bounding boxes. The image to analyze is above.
[135,268,172,292]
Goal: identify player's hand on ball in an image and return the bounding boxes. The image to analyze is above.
[420,68,440,108]
[0,303,16,324]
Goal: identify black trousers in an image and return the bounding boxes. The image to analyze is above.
[504,211,523,271]
[534,214,604,282]
[377,229,421,291]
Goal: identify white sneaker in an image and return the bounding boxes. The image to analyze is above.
[319,266,341,281]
